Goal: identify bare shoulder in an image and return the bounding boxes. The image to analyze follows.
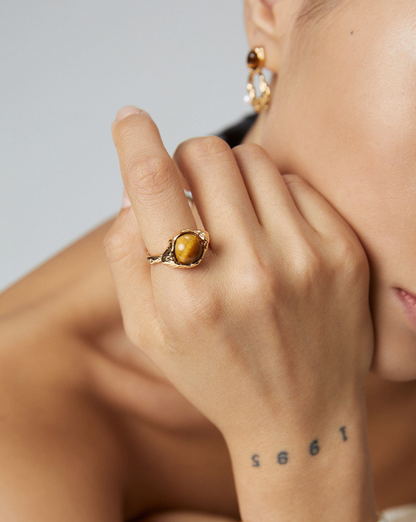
[0,214,126,385]
[0,216,116,319]
[0,257,128,520]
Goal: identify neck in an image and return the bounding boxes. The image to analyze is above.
[242,110,268,145]
[242,75,278,146]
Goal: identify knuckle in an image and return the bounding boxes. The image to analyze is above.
[127,155,174,201]
[332,237,369,283]
[233,142,267,161]
[181,283,221,326]
[282,173,307,192]
[103,225,132,264]
[232,260,277,314]
[179,136,230,162]
[165,288,222,345]
[290,241,323,288]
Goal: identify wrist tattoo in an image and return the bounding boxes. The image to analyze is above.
[250,426,348,467]
[309,439,320,456]
[277,451,289,465]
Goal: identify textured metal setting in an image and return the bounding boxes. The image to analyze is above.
[246,47,271,113]
[147,229,210,268]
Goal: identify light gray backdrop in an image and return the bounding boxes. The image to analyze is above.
[0,0,249,292]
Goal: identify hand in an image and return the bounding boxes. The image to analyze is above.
[105,106,373,439]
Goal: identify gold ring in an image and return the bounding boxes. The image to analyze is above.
[147,229,210,268]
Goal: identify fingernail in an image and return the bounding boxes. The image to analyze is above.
[122,187,131,209]
[114,105,144,124]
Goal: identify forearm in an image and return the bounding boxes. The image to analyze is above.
[225,398,377,522]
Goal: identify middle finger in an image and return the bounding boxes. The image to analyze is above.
[174,136,260,249]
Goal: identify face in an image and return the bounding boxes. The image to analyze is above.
[259,0,416,380]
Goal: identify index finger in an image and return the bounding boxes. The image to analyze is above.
[112,106,196,256]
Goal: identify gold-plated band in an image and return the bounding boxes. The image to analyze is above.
[147,229,210,268]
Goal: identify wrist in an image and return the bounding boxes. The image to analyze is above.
[224,398,377,522]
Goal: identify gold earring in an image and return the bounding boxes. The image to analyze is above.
[244,47,271,113]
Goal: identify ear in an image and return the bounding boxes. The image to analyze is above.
[244,0,302,73]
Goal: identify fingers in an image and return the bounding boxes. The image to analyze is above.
[112,106,356,273]
[230,144,357,244]
[173,136,260,249]
[112,107,196,256]
[103,205,163,349]
[281,173,358,241]
[174,137,353,253]
[231,144,302,234]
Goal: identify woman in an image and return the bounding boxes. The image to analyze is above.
[0,0,415,520]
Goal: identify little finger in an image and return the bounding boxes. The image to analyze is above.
[103,203,163,349]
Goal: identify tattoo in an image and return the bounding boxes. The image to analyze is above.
[309,439,320,456]
[277,451,289,465]
[252,454,260,467]
[250,427,348,467]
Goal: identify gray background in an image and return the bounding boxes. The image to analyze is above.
[0,0,249,292]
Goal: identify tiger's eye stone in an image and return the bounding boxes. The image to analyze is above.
[174,233,203,265]
[247,50,260,69]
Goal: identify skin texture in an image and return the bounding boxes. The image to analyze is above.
[1,0,416,520]
[247,0,416,380]
[108,97,377,522]
[1,221,416,519]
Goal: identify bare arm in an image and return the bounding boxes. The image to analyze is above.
[0,309,128,521]
[0,218,132,521]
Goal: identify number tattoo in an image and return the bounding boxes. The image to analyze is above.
[252,454,260,467]
[251,428,347,467]
[277,451,289,465]
[309,439,320,456]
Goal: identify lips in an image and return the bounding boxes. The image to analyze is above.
[395,288,416,330]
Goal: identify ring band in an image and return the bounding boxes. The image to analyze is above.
[147,229,210,268]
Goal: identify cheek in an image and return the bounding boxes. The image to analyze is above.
[260,3,416,380]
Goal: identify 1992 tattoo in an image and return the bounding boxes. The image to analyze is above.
[250,426,348,467]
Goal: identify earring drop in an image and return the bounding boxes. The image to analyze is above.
[244,47,271,113]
